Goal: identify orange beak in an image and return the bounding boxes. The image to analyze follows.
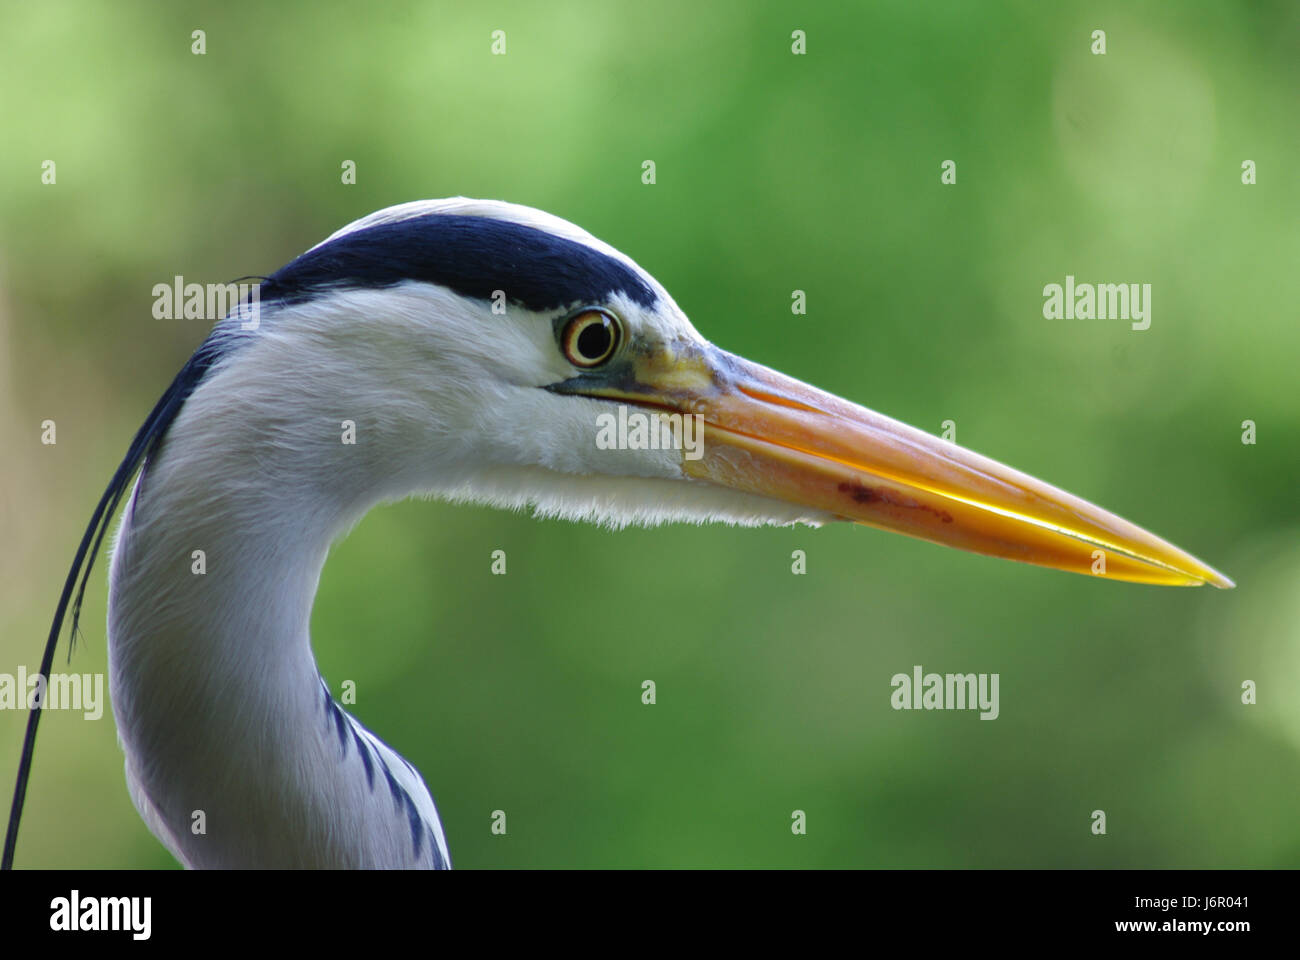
[558,341,1234,588]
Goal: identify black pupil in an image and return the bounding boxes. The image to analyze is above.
[575,318,612,360]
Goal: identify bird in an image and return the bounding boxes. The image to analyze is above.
[2,197,1233,870]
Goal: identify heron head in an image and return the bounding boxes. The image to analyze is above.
[236,198,1230,588]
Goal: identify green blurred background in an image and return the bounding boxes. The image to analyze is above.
[1,0,1297,868]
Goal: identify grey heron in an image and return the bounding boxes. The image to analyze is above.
[2,198,1233,869]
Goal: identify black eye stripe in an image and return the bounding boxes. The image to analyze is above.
[263,215,658,313]
[561,310,620,367]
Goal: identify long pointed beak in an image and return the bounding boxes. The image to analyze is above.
[554,342,1234,588]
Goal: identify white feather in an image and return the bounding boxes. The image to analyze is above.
[107,203,828,868]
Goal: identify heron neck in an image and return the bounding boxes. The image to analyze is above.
[105,384,445,867]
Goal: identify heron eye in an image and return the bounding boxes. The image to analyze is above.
[561,310,620,367]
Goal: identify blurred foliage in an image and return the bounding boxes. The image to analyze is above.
[0,0,1297,868]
